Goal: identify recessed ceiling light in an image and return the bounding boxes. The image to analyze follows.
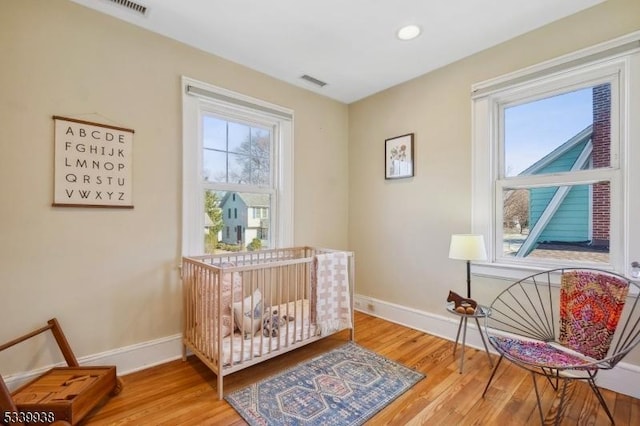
[397,25,421,41]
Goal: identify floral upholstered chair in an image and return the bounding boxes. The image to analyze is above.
[482,268,640,425]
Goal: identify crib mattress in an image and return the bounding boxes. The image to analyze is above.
[184,298,314,366]
[221,299,315,365]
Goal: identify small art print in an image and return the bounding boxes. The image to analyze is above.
[385,133,414,179]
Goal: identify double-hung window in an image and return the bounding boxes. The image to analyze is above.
[472,33,640,277]
[182,77,293,255]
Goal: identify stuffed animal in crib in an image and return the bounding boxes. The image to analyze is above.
[263,310,295,337]
[447,290,478,314]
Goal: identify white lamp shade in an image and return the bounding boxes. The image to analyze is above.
[449,234,487,261]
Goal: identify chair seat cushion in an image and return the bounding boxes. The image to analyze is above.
[490,336,595,369]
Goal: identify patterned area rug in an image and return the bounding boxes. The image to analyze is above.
[225,342,424,425]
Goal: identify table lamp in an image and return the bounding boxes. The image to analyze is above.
[449,234,487,298]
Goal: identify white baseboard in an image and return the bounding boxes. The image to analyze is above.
[353,293,640,400]
[4,333,184,391]
[7,296,640,400]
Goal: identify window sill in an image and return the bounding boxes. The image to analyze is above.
[471,261,617,282]
[471,261,640,286]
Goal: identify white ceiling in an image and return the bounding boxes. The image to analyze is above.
[69,0,604,104]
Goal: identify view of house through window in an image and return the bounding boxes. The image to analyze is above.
[182,78,293,256]
[500,83,611,264]
[502,183,610,263]
[202,114,274,253]
[204,190,271,253]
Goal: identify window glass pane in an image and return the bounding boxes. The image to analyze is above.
[504,83,611,177]
[228,122,250,153]
[227,152,246,183]
[250,128,271,185]
[203,115,226,150]
[228,127,271,185]
[203,149,226,182]
[204,190,271,253]
[502,183,609,263]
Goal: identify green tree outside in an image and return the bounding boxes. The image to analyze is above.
[204,190,224,253]
[247,237,262,251]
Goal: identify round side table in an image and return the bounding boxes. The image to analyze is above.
[446,304,494,373]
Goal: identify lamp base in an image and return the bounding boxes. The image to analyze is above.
[466,260,471,299]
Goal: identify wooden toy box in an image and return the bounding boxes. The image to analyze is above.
[10,367,116,424]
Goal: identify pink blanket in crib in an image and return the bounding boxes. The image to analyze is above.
[312,251,352,335]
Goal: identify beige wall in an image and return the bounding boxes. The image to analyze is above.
[348,0,640,323]
[0,0,348,374]
[3,0,640,377]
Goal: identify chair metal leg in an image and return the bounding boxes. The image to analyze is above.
[531,372,545,426]
[506,370,612,426]
[531,374,575,426]
[587,378,615,424]
[474,317,494,368]
[482,355,503,398]
[541,367,560,391]
[552,378,571,426]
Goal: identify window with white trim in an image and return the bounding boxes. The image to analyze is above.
[472,33,640,277]
[182,77,293,255]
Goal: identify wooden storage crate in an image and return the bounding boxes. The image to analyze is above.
[0,319,121,426]
[10,367,116,425]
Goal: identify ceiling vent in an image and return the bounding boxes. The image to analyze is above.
[105,0,148,16]
[300,74,327,88]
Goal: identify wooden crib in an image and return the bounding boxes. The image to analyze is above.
[181,246,354,399]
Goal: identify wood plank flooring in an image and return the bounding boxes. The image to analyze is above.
[85,312,640,425]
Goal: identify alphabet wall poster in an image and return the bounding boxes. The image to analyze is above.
[53,116,134,208]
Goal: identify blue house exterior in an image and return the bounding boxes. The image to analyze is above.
[516,125,593,257]
[219,191,270,247]
[529,131,591,242]
[516,126,593,257]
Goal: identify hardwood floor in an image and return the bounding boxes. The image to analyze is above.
[85,312,640,425]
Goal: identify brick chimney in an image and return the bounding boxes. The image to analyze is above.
[591,83,610,248]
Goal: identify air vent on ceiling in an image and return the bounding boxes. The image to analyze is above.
[300,74,327,88]
[105,0,148,16]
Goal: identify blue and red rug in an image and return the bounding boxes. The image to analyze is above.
[225,342,424,425]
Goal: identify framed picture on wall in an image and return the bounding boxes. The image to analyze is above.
[385,133,414,179]
[52,116,134,208]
